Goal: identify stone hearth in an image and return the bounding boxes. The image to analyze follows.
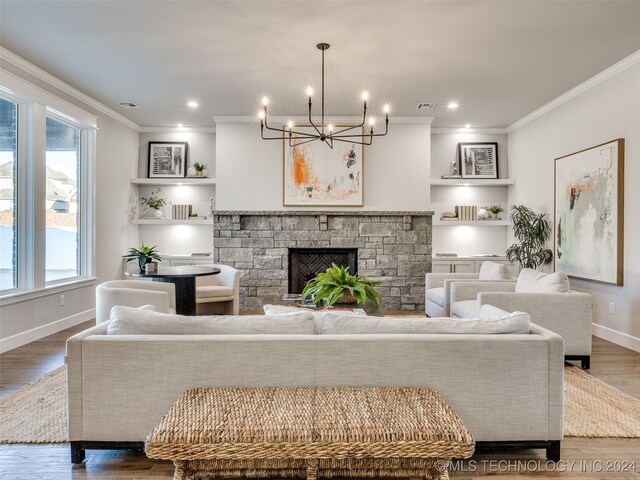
[213,211,433,311]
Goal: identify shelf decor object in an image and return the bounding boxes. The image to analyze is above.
[554,139,624,285]
[148,142,188,178]
[458,142,498,179]
[258,43,389,148]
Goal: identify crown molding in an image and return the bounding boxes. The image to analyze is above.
[432,127,507,134]
[212,115,434,125]
[507,49,640,133]
[0,46,141,132]
[139,126,216,133]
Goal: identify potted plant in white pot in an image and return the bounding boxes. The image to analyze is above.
[124,244,162,273]
[193,162,207,177]
[141,188,166,219]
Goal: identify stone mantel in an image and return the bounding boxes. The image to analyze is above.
[214,210,434,217]
[213,211,432,311]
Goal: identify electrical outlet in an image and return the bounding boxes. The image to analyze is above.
[59,294,65,306]
[609,302,615,315]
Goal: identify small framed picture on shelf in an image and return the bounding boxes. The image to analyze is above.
[458,142,498,179]
[148,142,188,178]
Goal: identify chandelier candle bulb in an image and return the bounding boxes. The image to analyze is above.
[306,86,313,97]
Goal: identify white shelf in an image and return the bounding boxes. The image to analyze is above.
[433,220,511,226]
[131,178,216,186]
[132,219,212,225]
[430,179,515,186]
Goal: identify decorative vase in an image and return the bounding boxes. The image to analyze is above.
[139,257,152,273]
[196,171,204,176]
[152,208,162,219]
[187,166,197,176]
[489,212,498,219]
[478,208,489,220]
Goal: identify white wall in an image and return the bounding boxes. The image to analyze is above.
[0,58,139,350]
[508,61,640,351]
[216,122,430,211]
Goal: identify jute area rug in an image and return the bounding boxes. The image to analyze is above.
[0,365,639,444]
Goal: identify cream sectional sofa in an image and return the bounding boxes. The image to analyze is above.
[66,307,564,464]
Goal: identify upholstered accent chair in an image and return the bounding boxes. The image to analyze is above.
[95,280,176,324]
[195,264,240,315]
[449,269,593,368]
[425,261,515,317]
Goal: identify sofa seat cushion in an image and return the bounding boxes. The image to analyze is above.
[515,268,570,293]
[451,300,478,318]
[478,261,512,280]
[107,306,316,335]
[196,286,234,299]
[322,309,530,335]
[425,287,445,306]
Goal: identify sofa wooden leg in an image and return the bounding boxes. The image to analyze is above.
[546,441,561,462]
[70,441,85,464]
[581,356,591,370]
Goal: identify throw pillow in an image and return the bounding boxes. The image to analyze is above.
[322,310,530,335]
[478,261,512,280]
[107,305,316,335]
[263,304,366,332]
[515,268,570,293]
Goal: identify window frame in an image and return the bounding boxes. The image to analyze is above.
[0,73,96,301]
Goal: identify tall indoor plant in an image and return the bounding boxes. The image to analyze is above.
[506,204,553,269]
[301,264,382,307]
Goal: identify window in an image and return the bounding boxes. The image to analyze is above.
[0,97,17,291]
[0,73,95,299]
[45,116,81,282]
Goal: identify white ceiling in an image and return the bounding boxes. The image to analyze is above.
[1,1,640,128]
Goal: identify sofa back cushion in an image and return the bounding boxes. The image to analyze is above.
[478,261,512,280]
[263,304,366,331]
[322,308,530,335]
[515,268,570,293]
[107,306,316,335]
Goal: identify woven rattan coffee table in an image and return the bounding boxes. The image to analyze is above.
[145,387,475,480]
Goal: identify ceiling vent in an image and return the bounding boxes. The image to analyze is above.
[118,102,139,109]
[416,102,437,110]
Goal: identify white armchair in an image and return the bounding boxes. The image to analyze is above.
[195,264,239,315]
[425,261,515,317]
[95,280,176,324]
[449,272,593,368]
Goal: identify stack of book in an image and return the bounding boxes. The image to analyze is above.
[172,204,192,220]
[456,205,478,221]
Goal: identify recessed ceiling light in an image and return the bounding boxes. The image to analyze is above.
[118,102,139,109]
[447,102,459,109]
[187,101,199,108]
[177,123,184,128]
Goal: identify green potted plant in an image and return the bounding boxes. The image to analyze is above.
[124,244,162,273]
[301,263,382,307]
[193,162,207,177]
[506,204,553,269]
[141,188,166,218]
[486,204,504,219]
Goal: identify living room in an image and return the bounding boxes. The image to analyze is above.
[0,1,639,479]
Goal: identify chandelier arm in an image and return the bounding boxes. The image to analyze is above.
[333,120,388,139]
[290,136,320,147]
[307,102,323,137]
[332,136,373,146]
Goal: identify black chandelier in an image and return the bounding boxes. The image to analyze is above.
[259,43,390,149]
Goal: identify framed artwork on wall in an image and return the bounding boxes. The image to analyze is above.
[458,142,499,179]
[283,126,363,206]
[554,138,624,285]
[148,142,188,178]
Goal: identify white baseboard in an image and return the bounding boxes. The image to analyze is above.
[592,322,640,353]
[0,308,95,353]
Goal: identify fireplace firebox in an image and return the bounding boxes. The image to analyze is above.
[288,248,358,294]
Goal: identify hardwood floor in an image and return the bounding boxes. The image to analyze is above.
[1,320,639,479]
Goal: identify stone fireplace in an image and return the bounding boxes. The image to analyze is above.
[213,211,433,311]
